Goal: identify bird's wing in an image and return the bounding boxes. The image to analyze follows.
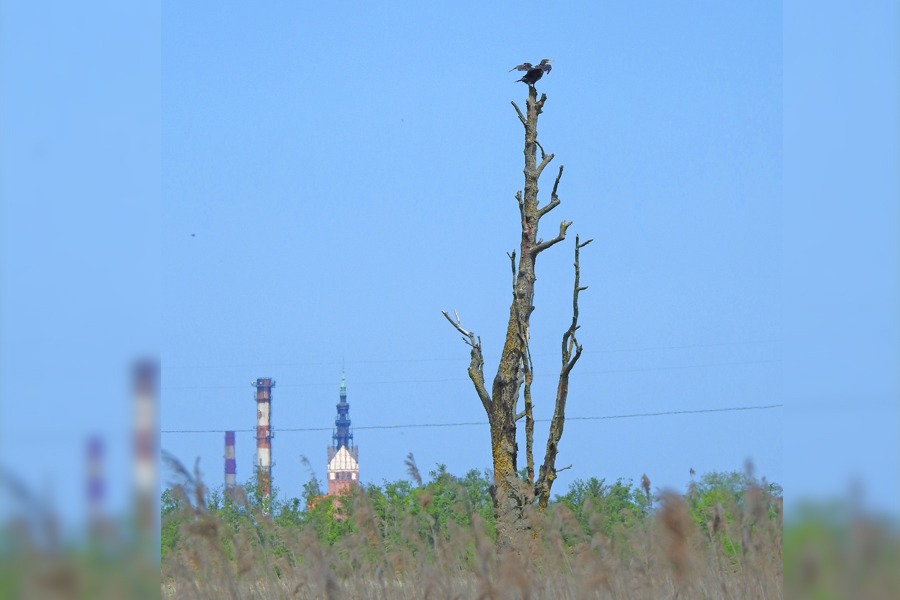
[509,62,533,72]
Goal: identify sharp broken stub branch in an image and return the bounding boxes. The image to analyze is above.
[537,197,560,219]
[536,152,555,180]
[507,250,517,292]
[535,92,548,114]
[538,164,565,218]
[441,309,492,415]
[511,101,527,127]
[532,220,572,256]
[551,165,565,199]
[515,190,526,222]
[442,309,474,342]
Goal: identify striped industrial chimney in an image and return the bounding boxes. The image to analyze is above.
[86,435,104,537]
[133,359,158,538]
[252,377,274,502]
[224,431,236,496]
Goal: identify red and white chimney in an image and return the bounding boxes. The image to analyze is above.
[252,377,274,500]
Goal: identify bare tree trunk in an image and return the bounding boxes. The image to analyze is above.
[443,84,589,548]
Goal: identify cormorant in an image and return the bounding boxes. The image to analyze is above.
[510,59,552,86]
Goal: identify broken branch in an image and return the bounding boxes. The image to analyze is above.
[532,220,571,255]
[551,165,564,199]
[537,197,560,219]
[535,92,547,114]
[510,101,526,126]
[536,152,555,179]
[441,310,492,415]
[538,165,565,218]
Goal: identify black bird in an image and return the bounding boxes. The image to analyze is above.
[511,59,552,86]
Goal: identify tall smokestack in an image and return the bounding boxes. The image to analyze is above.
[252,377,274,502]
[133,359,158,539]
[224,431,236,496]
[86,435,104,538]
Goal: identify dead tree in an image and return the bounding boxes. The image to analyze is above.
[443,84,591,547]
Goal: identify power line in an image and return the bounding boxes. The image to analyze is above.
[160,403,783,434]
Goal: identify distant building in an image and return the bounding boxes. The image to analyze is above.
[327,371,359,496]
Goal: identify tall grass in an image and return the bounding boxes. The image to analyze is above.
[161,463,782,600]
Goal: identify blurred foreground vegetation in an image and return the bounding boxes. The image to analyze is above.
[3,463,897,599]
[161,464,786,599]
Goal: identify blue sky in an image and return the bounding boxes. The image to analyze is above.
[160,1,783,505]
[0,2,896,529]
[1,2,160,528]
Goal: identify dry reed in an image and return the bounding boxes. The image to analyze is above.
[161,463,782,600]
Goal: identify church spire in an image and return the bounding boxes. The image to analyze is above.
[332,369,353,450]
[327,368,359,496]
